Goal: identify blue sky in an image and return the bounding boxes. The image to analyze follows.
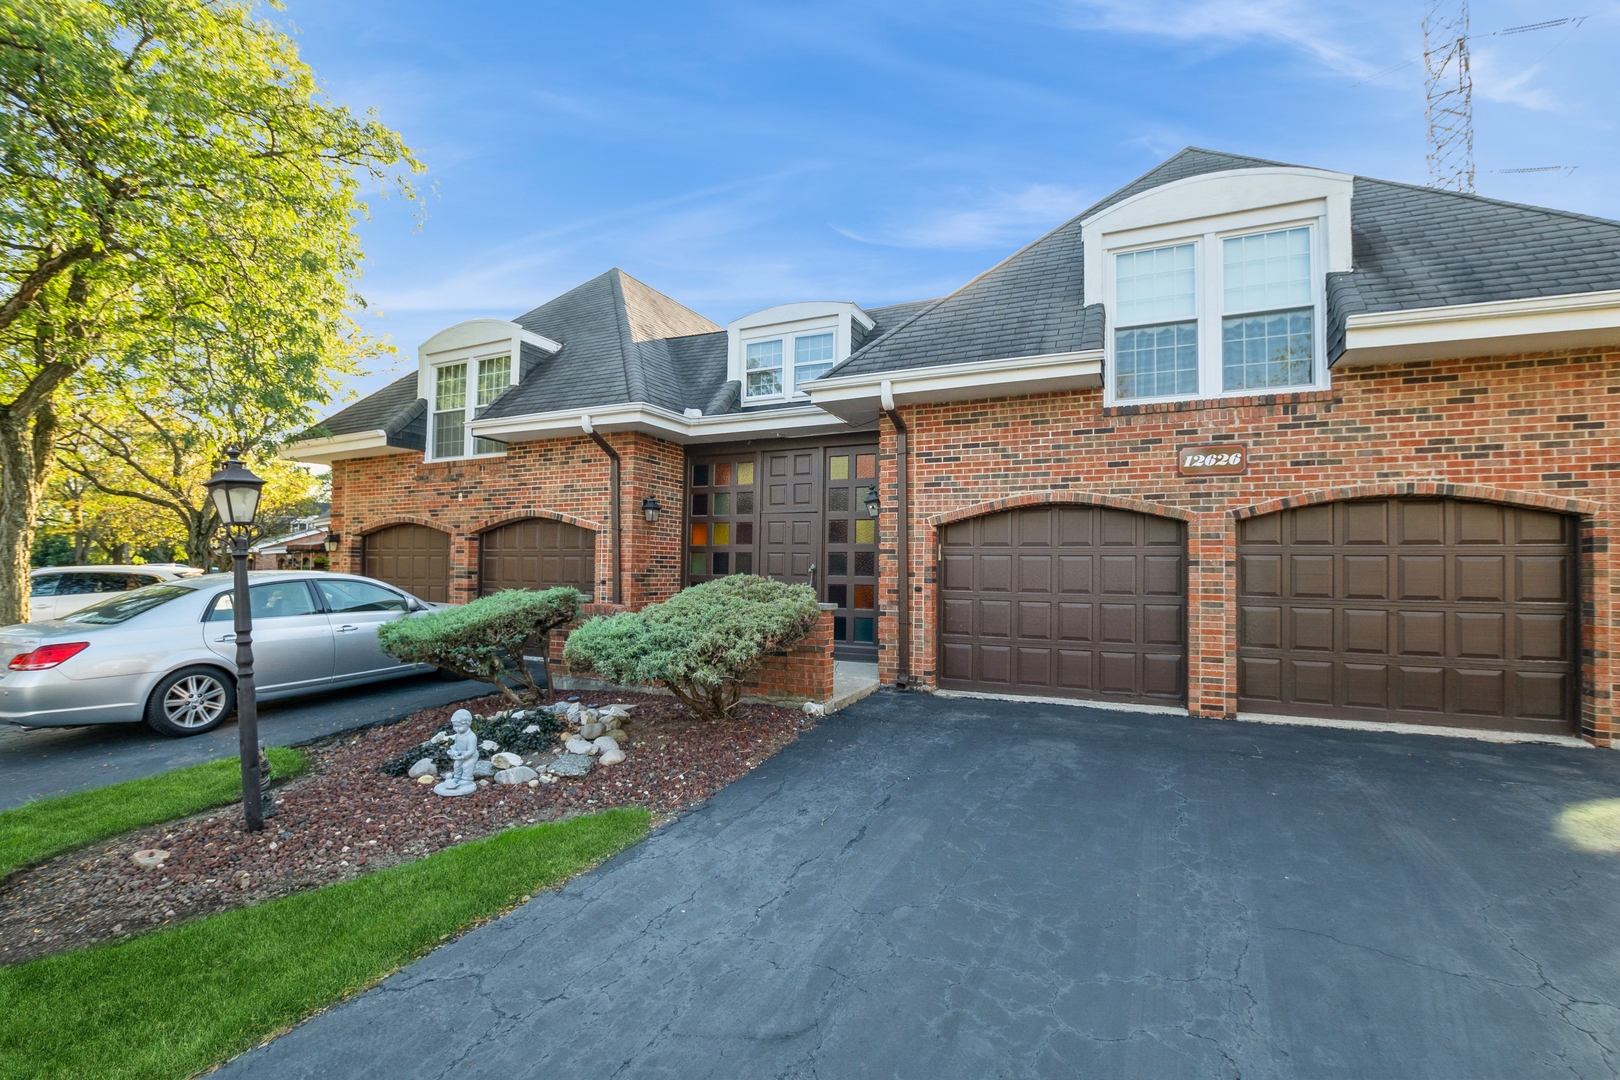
[277,0,1620,405]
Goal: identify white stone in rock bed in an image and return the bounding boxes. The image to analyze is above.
[407,758,439,779]
[537,773,558,785]
[598,748,626,766]
[495,765,538,785]
[490,752,524,771]
[479,739,500,752]
[417,774,438,785]
[522,724,542,734]
[564,736,598,756]
[592,735,619,754]
[579,722,605,740]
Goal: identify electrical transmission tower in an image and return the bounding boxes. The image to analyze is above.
[1424,0,1475,193]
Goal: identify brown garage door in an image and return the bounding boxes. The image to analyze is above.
[939,506,1186,704]
[362,524,450,603]
[1237,499,1577,734]
[480,518,595,598]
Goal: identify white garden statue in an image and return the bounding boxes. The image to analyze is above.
[433,710,480,797]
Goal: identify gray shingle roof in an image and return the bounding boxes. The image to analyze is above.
[296,373,425,449]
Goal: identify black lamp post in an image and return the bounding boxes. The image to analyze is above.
[204,449,267,832]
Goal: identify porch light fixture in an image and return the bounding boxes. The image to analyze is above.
[323,532,341,553]
[641,496,662,523]
[203,449,268,833]
[864,487,881,518]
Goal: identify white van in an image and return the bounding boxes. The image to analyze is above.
[28,564,204,622]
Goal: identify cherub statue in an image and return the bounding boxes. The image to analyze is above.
[433,710,480,797]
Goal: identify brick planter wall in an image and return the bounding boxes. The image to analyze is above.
[547,606,836,706]
[877,346,1620,744]
[328,431,685,608]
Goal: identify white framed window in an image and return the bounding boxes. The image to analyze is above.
[1106,221,1325,405]
[742,329,839,402]
[430,352,511,460]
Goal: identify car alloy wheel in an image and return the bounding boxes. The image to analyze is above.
[162,674,229,729]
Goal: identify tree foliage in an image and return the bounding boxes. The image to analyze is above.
[0,0,420,621]
[376,588,584,707]
[562,576,821,722]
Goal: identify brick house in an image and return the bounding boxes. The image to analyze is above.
[287,148,1620,744]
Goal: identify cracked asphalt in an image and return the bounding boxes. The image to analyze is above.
[215,691,1620,1079]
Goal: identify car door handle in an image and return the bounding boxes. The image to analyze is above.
[335,624,360,633]
[214,633,236,642]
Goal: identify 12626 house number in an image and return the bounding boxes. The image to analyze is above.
[1177,444,1248,476]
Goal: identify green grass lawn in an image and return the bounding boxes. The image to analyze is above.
[0,807,649,1080]
[0,747,308,878]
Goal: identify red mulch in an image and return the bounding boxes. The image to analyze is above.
[0,690,809,966]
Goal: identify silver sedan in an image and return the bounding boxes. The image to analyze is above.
[0,572,439,737]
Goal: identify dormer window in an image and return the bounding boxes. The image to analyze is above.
[728,302,873,405]
[432,353,510,459]
[1083,166,1351,407]
[1107,223,1324,404]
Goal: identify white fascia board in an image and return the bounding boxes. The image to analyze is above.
[469,402,854,446]
[1338,289,1620,366]
[729,301,874,333]
[808,349,1105,424]
[279,431,417,466]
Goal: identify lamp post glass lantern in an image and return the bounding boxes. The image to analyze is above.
[204,449,268,832]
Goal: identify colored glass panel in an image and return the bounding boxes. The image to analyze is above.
[828,487,848,512]
[713,522,731,545]
[829,520,848,543]
[737,491,755,514]
[855,551,874,576]
[715,462,732,486]
[828,551,848,575]
[737,462,754,484]
[834,615,847,640]
[691,523,708,545]
[738,521,753,544]
[714,492,730,515]
[828,584,848,607]
[689,553,707,575]
[713,552,730,574]
[692,492,708,516]
[854,617,875,643]
[856,454,876,479]
[829,455,849,480]
[736,552,753,573]
[855,519,875,544]
[693,464,710,486]
[854,584,875,609]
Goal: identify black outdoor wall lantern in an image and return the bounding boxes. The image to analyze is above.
[864,487,881,518]
[641,496,662,523]
[323,531,341,553]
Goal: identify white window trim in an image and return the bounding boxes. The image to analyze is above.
[727,301,873,405]
[429,350,516,461]
[1101,215,1330,407]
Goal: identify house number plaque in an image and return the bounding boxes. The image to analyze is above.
[1177,443,1248,476]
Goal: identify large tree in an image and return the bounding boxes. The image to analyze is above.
[0,0,418,621]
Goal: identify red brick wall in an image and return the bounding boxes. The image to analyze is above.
[328,431,685,608]
[876,346,1620,744]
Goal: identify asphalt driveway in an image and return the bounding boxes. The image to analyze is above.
[217,692,1620,1079]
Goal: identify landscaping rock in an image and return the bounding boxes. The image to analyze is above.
[599,747,626,766]
[592,735,620,754]
[130,849,169,870]
[478,739,500,752]
[472,760,495,778]
[547,753,595,778]
[523,724,542,734]
[565,736,598,756]
[495,766,538,785]
[416,774,437,785]
[406,758,438,779]
[580,721,605,740]
[490,752,523,771]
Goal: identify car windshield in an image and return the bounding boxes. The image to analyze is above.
[62,583,197,625]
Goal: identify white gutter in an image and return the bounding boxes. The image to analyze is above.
[469,400,863,446]
[279,430,417,466]
[808,348,1105,424]
[1338,289,1620,366]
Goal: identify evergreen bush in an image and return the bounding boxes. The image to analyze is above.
[562,575,819,721]
[376,587,582,705]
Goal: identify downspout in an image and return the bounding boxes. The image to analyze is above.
[581,414,622,605]
[880,381,910,690]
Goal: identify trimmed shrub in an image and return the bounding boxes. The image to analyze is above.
[563,575,819,721]
[377,588,582,705]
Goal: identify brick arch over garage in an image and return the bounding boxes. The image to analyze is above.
[1231,482,1602,522]
[929,490,1194,529]
[467,509,602,536]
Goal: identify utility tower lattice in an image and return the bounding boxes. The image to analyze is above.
[1423,0,1474,193]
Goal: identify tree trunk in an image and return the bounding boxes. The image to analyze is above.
[0,400,57,624]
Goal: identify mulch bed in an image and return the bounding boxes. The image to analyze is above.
[0,690,809,967]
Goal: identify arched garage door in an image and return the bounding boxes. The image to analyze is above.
[939,505,1186,704]
[1237,499,1577,734]
[362,524,450,603]
[480,518,596,598]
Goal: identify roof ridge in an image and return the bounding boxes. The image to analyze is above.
[1353,175,1620,230]
[606,268,647,404]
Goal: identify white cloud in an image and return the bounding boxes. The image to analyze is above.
[1059,0,1379,78]
[1471,48,1559,112]
[833,183,1092,251]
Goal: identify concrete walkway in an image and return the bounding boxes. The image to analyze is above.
[217,692,1620,1079]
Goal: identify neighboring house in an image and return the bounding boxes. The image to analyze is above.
[250,515,333,571]
[285,148,1620,744]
